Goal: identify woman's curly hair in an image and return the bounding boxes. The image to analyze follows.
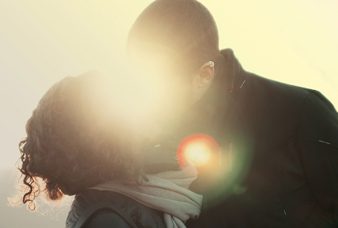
[19,73,143,210]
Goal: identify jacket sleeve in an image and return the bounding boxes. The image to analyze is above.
[296,90,338,225]
[83,209,131,228]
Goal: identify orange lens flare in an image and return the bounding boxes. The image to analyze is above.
[177,134,220,168]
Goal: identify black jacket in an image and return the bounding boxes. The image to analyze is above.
[182,49,338,227]
[66,49,338,228]
[66,189,165,228]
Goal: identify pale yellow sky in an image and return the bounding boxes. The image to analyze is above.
[0,0,337,169]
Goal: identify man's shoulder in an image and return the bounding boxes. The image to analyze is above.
[248,73,311,100]
[248,73,336,112]
[245,73,326,113]
[237,73,334,138]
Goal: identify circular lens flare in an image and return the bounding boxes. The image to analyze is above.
[177,134,220,168]
[184,142,212,166]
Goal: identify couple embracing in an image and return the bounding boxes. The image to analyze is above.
[18,0,338,227]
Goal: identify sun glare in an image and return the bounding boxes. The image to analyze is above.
[177,134,220,168]
[184,142,212,167]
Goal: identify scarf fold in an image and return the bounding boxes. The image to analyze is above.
[90,166,203,228]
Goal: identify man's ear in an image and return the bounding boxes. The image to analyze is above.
[196,61,215,88]
[191,61,215,104]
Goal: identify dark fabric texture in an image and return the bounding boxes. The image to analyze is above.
[66,189,165,228]
[66,48,338,228]
[180,49,338,227]
[83,209,131,228]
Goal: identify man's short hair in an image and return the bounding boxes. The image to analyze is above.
[128,0,219,74]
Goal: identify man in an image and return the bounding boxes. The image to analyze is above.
[127,0,338,227]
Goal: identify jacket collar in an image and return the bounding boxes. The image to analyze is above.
[192,48,247,121]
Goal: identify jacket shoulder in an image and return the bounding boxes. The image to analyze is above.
[248,74,310,101]
[249,74,336,113]
[83,209,131,228]
[66,189,165,228]
[242,73,336,138]
[245,73,332,114]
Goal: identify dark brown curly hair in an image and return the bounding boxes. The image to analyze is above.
[18,73,143,210]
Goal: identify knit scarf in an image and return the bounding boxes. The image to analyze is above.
[90,166,203,228]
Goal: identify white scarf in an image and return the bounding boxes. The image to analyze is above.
[90,166,203,228]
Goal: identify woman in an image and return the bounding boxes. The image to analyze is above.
[18,72,202,228]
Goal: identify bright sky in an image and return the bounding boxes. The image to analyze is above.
[1,0,337,169]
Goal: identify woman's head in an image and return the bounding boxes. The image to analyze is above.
[19,73,142,209]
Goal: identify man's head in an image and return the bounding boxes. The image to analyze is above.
[128,0,219,107]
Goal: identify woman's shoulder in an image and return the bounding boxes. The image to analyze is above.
[66,189,165,228]
[82,209,131,228]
